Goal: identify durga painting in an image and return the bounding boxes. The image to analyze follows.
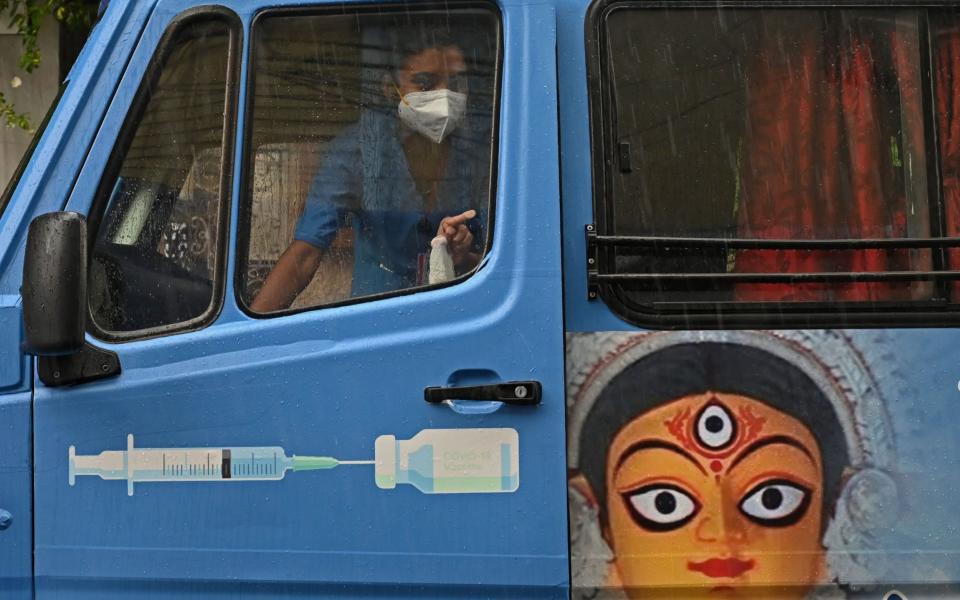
[566,331,905,599]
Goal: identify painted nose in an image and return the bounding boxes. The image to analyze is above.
[695,514,719,542]
[695,511,748,545]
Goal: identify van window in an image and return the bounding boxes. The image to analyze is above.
[88,15,238,338]
[238,7,499,314]
[591,5,960,324]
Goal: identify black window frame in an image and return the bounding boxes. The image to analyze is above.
[235,0,503,319]
[586,0,960,329]
[85,6,242,343]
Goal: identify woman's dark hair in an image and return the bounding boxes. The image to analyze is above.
[578,342,850,529]
[389,24,461,77]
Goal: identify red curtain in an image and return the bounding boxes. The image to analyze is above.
[733,16,941,302]
[936,24,960,297]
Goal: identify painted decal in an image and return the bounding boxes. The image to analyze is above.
[69,428,519,496]
[566,330,951,599]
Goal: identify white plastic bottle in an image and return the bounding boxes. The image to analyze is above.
[428,235,456,284]
[374,428,519,494]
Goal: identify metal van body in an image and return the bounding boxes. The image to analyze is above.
[0,1,958,599]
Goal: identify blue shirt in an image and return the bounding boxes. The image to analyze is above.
[294,110,488,297]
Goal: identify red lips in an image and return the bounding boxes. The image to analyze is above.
[687,557,756,578]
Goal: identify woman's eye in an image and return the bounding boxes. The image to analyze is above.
[411,73,438,91]
[739,479,812,527]
[623,484,700,532]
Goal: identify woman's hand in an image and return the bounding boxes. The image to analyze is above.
[438,209,477,267]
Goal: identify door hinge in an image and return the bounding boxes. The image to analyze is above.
[586,223,599,300]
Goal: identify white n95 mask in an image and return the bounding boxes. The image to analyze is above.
[397,89,467,144]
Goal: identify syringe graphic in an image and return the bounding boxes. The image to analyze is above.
[69,434,372,496]
[70,429,520,496]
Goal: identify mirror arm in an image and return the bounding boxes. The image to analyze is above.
[37,342,121,387]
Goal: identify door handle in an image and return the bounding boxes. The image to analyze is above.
[424,381,541,406]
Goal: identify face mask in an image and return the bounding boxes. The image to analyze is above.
[397,88,467,144]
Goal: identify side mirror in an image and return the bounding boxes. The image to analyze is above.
[22,211,87,355]
[21,211,120,386]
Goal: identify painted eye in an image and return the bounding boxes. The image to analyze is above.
[739,479,812,527]
[696,403,737,449]
[623,484,700,532]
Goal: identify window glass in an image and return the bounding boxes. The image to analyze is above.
[600,7,960,308]
[88,18,234,336]
[239,8,499,313]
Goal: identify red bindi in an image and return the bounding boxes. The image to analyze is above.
[710,460,723,473]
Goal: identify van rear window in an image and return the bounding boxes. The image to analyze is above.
[590,4,960,326]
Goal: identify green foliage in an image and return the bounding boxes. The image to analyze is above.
[2,0,96,72]
[0,91,31,130]
[1,0,96,128]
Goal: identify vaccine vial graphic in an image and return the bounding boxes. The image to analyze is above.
[375,428,519,493]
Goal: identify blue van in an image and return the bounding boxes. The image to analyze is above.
[3,0,960,598]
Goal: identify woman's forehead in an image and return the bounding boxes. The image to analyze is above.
[402,46,466,74]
